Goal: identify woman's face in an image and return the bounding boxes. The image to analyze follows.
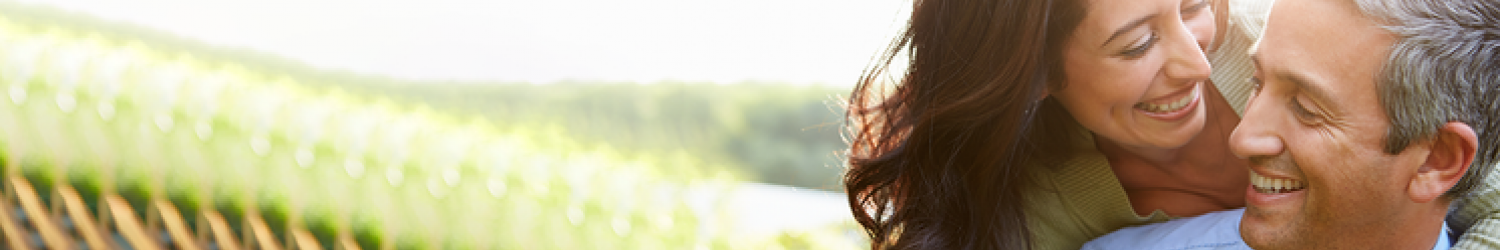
[1052,0,1217,150]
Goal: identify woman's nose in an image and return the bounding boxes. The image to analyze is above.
[1163,21,1212,83]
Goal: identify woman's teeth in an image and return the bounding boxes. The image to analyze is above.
[1135,85,1199,113]
[1251,171,1305,194]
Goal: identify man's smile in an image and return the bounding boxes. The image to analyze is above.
[1250,170,1304,194]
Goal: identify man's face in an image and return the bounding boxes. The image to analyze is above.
[1229,0,1422,249]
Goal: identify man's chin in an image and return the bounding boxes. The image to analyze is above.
[1240,206,1305,250]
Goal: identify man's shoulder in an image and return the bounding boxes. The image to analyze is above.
[1081,208,1251,250]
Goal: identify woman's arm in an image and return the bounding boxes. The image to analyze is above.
[1451,174,1500,249]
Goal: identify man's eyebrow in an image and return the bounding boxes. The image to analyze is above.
[1252,53,1335,104]
[1101,15,1157,48]
[1286,73,1334,105]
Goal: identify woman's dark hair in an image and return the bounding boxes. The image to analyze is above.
[844,0,1089,249]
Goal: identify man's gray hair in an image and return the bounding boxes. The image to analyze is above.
[1355,0,1500,197]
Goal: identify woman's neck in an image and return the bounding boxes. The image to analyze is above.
[1095,81,1249,217]
[1096,81,1242,170]
[1095,136,1193,169]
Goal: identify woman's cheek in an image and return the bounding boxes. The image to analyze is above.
[1190,13,1217,49]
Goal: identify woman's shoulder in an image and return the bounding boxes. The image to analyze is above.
[1022,139,1153,250]
[1210,0,1278,115]
[1226,0,1276,42]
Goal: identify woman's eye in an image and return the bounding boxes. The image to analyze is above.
[1120,33,1159,58]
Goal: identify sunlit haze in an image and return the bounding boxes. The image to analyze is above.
[18,0,911,85]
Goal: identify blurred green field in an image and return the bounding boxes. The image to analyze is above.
[1,2,853,192]
[0,1,859,249]
[341,82,852,191]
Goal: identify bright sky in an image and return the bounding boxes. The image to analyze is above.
[17,0,911,85]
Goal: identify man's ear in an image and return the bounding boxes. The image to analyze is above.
[1409,122,1478,203]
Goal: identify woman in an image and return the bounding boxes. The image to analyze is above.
[842,0,1272,249]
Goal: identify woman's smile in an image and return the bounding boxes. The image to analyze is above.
[1134,83,1202,121]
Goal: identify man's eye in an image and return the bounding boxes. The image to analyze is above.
[1290,98,1323,123]
[1120,33,1159,58]
[1245,76,1264,102]
[1249,77,1263,93]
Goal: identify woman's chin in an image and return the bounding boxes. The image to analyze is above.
[1146,102,1209,147]
[1090,102,1209,151]
[1132,114,1208,150]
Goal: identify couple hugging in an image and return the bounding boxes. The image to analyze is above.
[844,0,1500,249]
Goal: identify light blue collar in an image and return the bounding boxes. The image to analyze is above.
[1434,222,1452,250]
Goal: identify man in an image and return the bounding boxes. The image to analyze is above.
[1083,0,1500,249]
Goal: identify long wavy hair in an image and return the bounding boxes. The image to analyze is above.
[843,0,1089,249]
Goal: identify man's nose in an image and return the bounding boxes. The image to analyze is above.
[1230,94,1285,159]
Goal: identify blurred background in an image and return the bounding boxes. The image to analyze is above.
[0,0,910,249]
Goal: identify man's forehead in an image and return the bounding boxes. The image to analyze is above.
[1255,0,1394,88]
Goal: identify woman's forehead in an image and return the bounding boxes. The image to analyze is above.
[1072,0,1178,41]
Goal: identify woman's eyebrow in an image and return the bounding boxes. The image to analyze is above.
[1100,14,1158,48]
[1182,0,1209,14]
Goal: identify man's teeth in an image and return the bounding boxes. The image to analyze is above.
[1136,85,1199,113]
[1251,171,1306,193]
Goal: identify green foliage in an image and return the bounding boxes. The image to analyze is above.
[0,0,854,192]
[349,82,851,191]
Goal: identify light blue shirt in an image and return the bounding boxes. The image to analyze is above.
[1082,208,1452,250]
